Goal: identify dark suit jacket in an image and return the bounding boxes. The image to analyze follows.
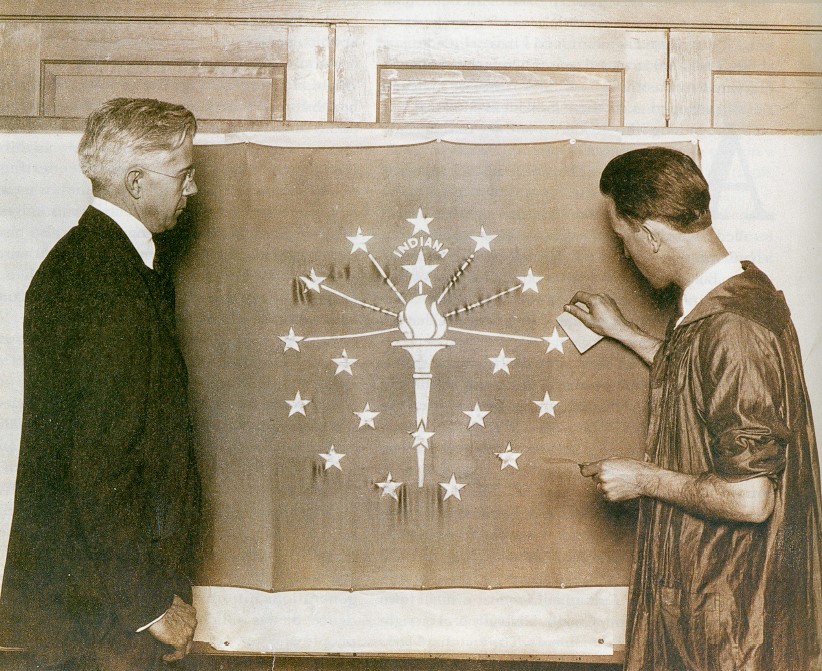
[0,207,201,663]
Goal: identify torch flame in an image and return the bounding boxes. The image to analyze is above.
[398,295,448,339]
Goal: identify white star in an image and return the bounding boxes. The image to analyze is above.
[439,474,467,501]
[279,327,304,352]
[332,349,357,375]
[319,445,345,471]
[542,327,569,354]
[354,402,380,429]
[376,473,403,501]
[406,208,433,235]
[517,268,543,293]
[285,391,311,417]
[489,348,515,374]
[409,422,435,448]
[299,268,326,293]
[469,226,498,252]
[346,227,373,254]
[534,391,559,417]
[402,249,439,289]
[495,443,522,470]
[463,402,491,428]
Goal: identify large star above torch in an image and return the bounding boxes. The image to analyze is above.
[402,250,439,289]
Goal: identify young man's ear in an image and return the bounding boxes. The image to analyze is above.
[125,168,143,199]
[640,222,662,254]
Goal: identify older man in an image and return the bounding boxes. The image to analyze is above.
[1,99,201,669]
[571,147,822,670]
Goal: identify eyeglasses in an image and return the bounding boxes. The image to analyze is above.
[142,166,196,188]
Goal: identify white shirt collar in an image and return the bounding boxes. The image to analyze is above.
[677,254,743,326]
[90,197,155,269]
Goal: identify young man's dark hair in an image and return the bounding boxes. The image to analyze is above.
[599,146,712,233]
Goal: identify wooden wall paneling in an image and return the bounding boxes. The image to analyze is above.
[713,73,822,130]
[285,25,332,121]
[622,30,668,127]
[40,62,286,121]
[7,21,294,121]
[708,30,819,71]
[0,22,42,116]
[38,21,290,121]
[669,30,822,130]
[668,31,714,128]
[39,22,289,70]
[379,68,621,126]
[334,24,379,124]
[335,25,667,126]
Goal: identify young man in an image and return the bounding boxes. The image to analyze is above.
[570,147,822,670]
[1,98,201,669]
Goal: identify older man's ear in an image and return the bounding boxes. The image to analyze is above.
[125,168,143,199]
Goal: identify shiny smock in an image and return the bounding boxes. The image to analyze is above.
[625,263,822,671]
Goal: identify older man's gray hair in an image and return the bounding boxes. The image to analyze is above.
[78,97,197,192]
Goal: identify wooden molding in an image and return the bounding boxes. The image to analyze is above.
[1,2,820,29]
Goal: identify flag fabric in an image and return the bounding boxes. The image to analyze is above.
[174,140,691,591]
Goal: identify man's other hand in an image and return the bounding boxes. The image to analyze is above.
[580,458,658,502]
[148,594,198,662]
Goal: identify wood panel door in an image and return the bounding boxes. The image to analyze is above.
[335,25,668,127]
[669,30,822,130]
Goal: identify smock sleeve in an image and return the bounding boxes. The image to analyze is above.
[699,313,790,482]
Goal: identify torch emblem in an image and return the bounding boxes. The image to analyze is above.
[392,294,455,487]
[280,209,563,495]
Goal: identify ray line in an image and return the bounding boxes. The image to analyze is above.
[448,327,544,343]
[304,328,400,342]
[444,284,522,318]
[436,255,475,304]
[367,253,406,305]
[321,285,398,317]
